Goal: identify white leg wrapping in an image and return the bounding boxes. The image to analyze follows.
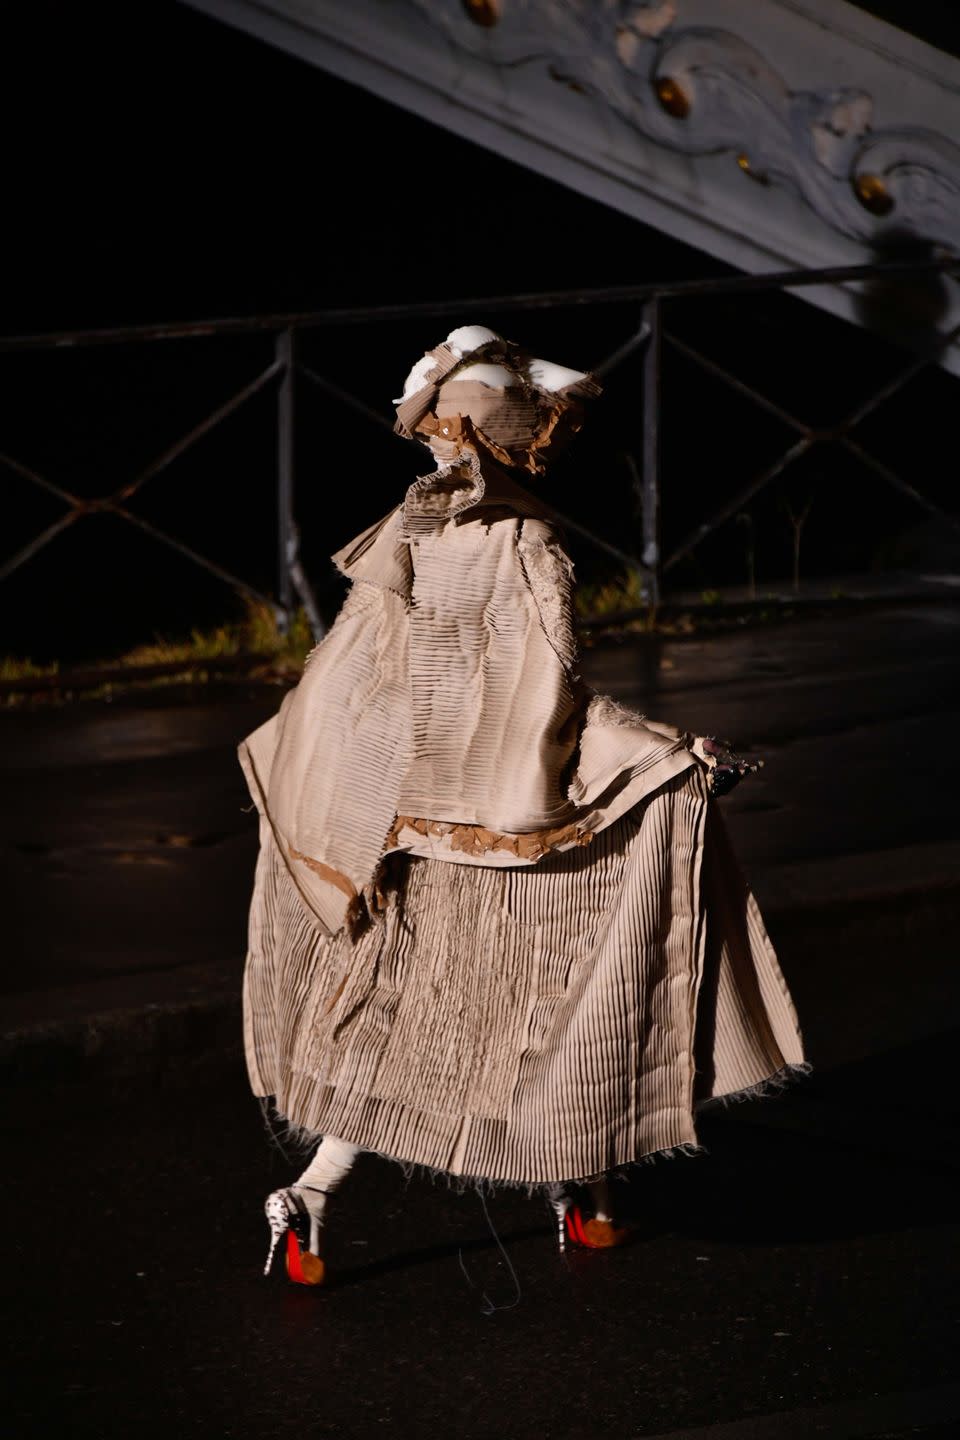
[293,1135,360,1249]
[587,1176,612,1223]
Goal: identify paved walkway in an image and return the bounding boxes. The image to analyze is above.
[2,600,959,1082]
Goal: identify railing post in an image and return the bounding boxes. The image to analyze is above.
[641,297,661,607]
[276,328,295,631]
[275,327,326,641]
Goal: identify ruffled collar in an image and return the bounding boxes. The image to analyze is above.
[401,450,546,536]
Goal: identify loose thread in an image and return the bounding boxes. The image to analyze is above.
[257,1096,295,1164]
[458,1191,522,1316]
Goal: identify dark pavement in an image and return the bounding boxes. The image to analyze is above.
[2,597,959,1437]
[3,1044,958,1439]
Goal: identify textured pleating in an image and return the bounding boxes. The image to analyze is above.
[694,804,806,1101]
[241,459,701,936]
[398,515,579,830]
[243,769,804,1186]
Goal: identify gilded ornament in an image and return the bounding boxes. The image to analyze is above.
[462,0,500,26]
[853,172,894,215]
[654,75,690,119]
[736,152,768,184]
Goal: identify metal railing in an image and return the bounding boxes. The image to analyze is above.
[2,254,958,643]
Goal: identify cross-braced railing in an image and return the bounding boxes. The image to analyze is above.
[657,311,960,595]
[2,254,958,644]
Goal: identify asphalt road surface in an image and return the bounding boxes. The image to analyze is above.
[3,1036,958,1440]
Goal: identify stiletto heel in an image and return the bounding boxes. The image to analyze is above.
[263,1188,328,1285]
[547,1184,574,1253]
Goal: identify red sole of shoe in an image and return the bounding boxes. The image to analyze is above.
[565,1206,591,1247]
[286,1227,306,1282]
[285,1226,326,1286]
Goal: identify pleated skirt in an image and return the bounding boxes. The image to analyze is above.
[243,769,805,1186]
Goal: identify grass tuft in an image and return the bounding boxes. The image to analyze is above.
[118,600,314,675]
[0,656,58,682]
[575,569,650,621]
[0,600,317,704]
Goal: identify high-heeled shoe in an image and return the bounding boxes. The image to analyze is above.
[549,1186,631,1253]
[564,1204,631,1249]
[264,1187,329,1285]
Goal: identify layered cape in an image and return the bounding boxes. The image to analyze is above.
[239,453,713,936]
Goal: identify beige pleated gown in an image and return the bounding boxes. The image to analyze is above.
[239,330,805,1187]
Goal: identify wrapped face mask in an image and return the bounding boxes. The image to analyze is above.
[393,324,601,473]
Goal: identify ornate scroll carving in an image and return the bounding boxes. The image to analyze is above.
[404,0,960,250]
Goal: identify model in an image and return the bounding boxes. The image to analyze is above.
[239,325,806,1286]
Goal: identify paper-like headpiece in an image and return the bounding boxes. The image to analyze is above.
[394,325,600,474]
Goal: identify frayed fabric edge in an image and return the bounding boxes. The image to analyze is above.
[694,1060,813,1114]
[256,1096,707,1195]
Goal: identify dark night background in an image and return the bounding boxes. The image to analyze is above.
[3,11,960,1436]
[4,0,959,664]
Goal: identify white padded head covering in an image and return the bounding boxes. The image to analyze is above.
[394,326,599,473]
